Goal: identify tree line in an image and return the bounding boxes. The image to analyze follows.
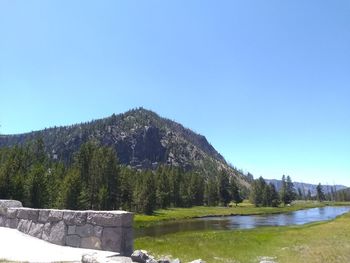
[0,139,246,214]
[249,175,345,207]
[250,175,300,207]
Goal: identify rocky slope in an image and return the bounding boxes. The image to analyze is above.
[0,108,250,188]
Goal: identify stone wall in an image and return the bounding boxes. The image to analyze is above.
[0,200,133,256]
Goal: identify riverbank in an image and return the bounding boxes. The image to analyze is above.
[135,208,350,263]
[134,201,347,228]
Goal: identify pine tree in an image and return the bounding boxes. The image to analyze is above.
[155,167,170,209]
[133,170,156,214]
[316,183,325,202]
[280,175,296,205]
[280,175,287,204]
[269,183,280,207]
[27,164,49,208]
[250,176,267,207]
[119,167,135,211]
[218,172,231,206]
[60,168,81,209]
[230,178,243,206]
[204,177,219,206]
[286,176,296,203]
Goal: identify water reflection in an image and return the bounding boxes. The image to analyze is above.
[136,206,350,237]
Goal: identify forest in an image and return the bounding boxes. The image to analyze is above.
[0,138,246,214]
[0,138,347,215]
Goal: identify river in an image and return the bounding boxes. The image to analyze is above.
[136,206,350,237]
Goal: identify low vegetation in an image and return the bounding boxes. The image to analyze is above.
[135,209,350,263]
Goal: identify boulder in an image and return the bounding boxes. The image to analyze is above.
[131,250,149,263]
[158,258,171,263]
[82,253,132,263]
[82,253,99,263]
[188,260,205,263]
[171,259,181,263]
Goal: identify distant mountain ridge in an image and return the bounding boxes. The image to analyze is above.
[0,108,250,188]
[266,179,347,196]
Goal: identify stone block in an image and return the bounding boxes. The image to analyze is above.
[6,208,18,219]
[81,236,102,250]
[0,215,5,226]
[17,209,29,219]
[68,225,76,235]
[4,219,10,228]
[66,234,81,247]
[0,200,23,208]
[123,227,134,256]
[28,222,44,238]
[47,221,67,245]
[0,207,7,216]
[101,227,122,252]
[48,210,63,222]
[8,218,19,229]
[76,224,94,237]
[63,211,87,225]
[87,211,132,227]
[94,225,103,238]
[17,219,32,234]
[38,210,50,223]
[17,208,38,221]
[42,222,52,242]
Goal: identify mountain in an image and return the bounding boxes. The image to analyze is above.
[265,179,347,196]
[0,108,250,188]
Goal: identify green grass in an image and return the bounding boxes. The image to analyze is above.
[135,211,350,263]
[134,200,328,228]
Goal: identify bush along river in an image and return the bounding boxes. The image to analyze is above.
[136,206,350,238]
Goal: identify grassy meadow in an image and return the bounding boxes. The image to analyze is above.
[134,201,350,263]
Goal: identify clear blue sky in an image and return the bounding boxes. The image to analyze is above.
[1,1,349,186]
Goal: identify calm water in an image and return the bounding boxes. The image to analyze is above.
[136,206,350,237]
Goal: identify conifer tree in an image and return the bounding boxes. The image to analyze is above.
[230,178,243,206]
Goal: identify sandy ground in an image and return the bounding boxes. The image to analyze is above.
[0,227,132,262]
